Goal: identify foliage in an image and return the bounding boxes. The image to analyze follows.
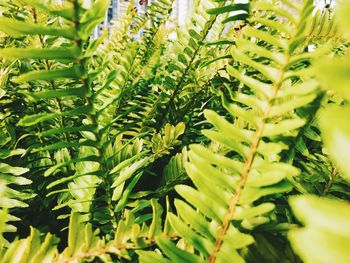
[0,0,349,262]
[288,2,350,263]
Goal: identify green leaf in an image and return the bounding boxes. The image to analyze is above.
[336,2,350,40]
[320,106,350,181]
[26,86,88,101]
[233,203,275,220]
[111,157,150,188]
[47,172,101,189]
[66,213,80,255]
[207,3,249,15]
[240,180,293,204]
[0,17,75,39]
[317,59,350,101]
[231,48,280,83]
[0,163,29,176]
[226,65,272,99]
[178,54,187,65]
[168,213,212,256]
[14,67,82,83]
[188,29,201,40]
[79,0,110,39]
[148,199,163,239]
[38,125,96,137]
[30,0,75,21]
[156,237,204,263]
[263,119,305,137]
[137,251,172,263]
[0,149,26,159]
[0,47,81,61]
[114,172,143,212]
[175,185,225,223]
[291,196,350,236]
[32,141,96,154]
[174,199,215,242]
[289,196,350,263]
[222,13,249,23]
[19,105,93,126]
[31,232,58,262]
[204,109,253,143]
[189,144,243,173]
[0,174,31,185]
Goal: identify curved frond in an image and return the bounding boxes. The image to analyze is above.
[140,0,325,262]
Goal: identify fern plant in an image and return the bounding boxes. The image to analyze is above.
[138,0,331,262]
[0,0,349,262]
[288,2,350,262]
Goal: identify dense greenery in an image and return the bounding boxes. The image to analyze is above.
[0,0,349,262]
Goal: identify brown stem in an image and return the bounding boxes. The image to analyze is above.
[208,122,265,263]
[58,233,178,263]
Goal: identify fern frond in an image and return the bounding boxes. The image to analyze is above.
[289,196,350,263]
[157,147,188,196]
[97,1,136,66]
[139,0,325,261]
[0,63,33,232]
[305,9,344,44]
[95,0,174,134]
[0,0,126,228]
[1,199,170,262]
[153,0,249,129]
[1,226,59,262]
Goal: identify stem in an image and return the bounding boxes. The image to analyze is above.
[71,0,117,229]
